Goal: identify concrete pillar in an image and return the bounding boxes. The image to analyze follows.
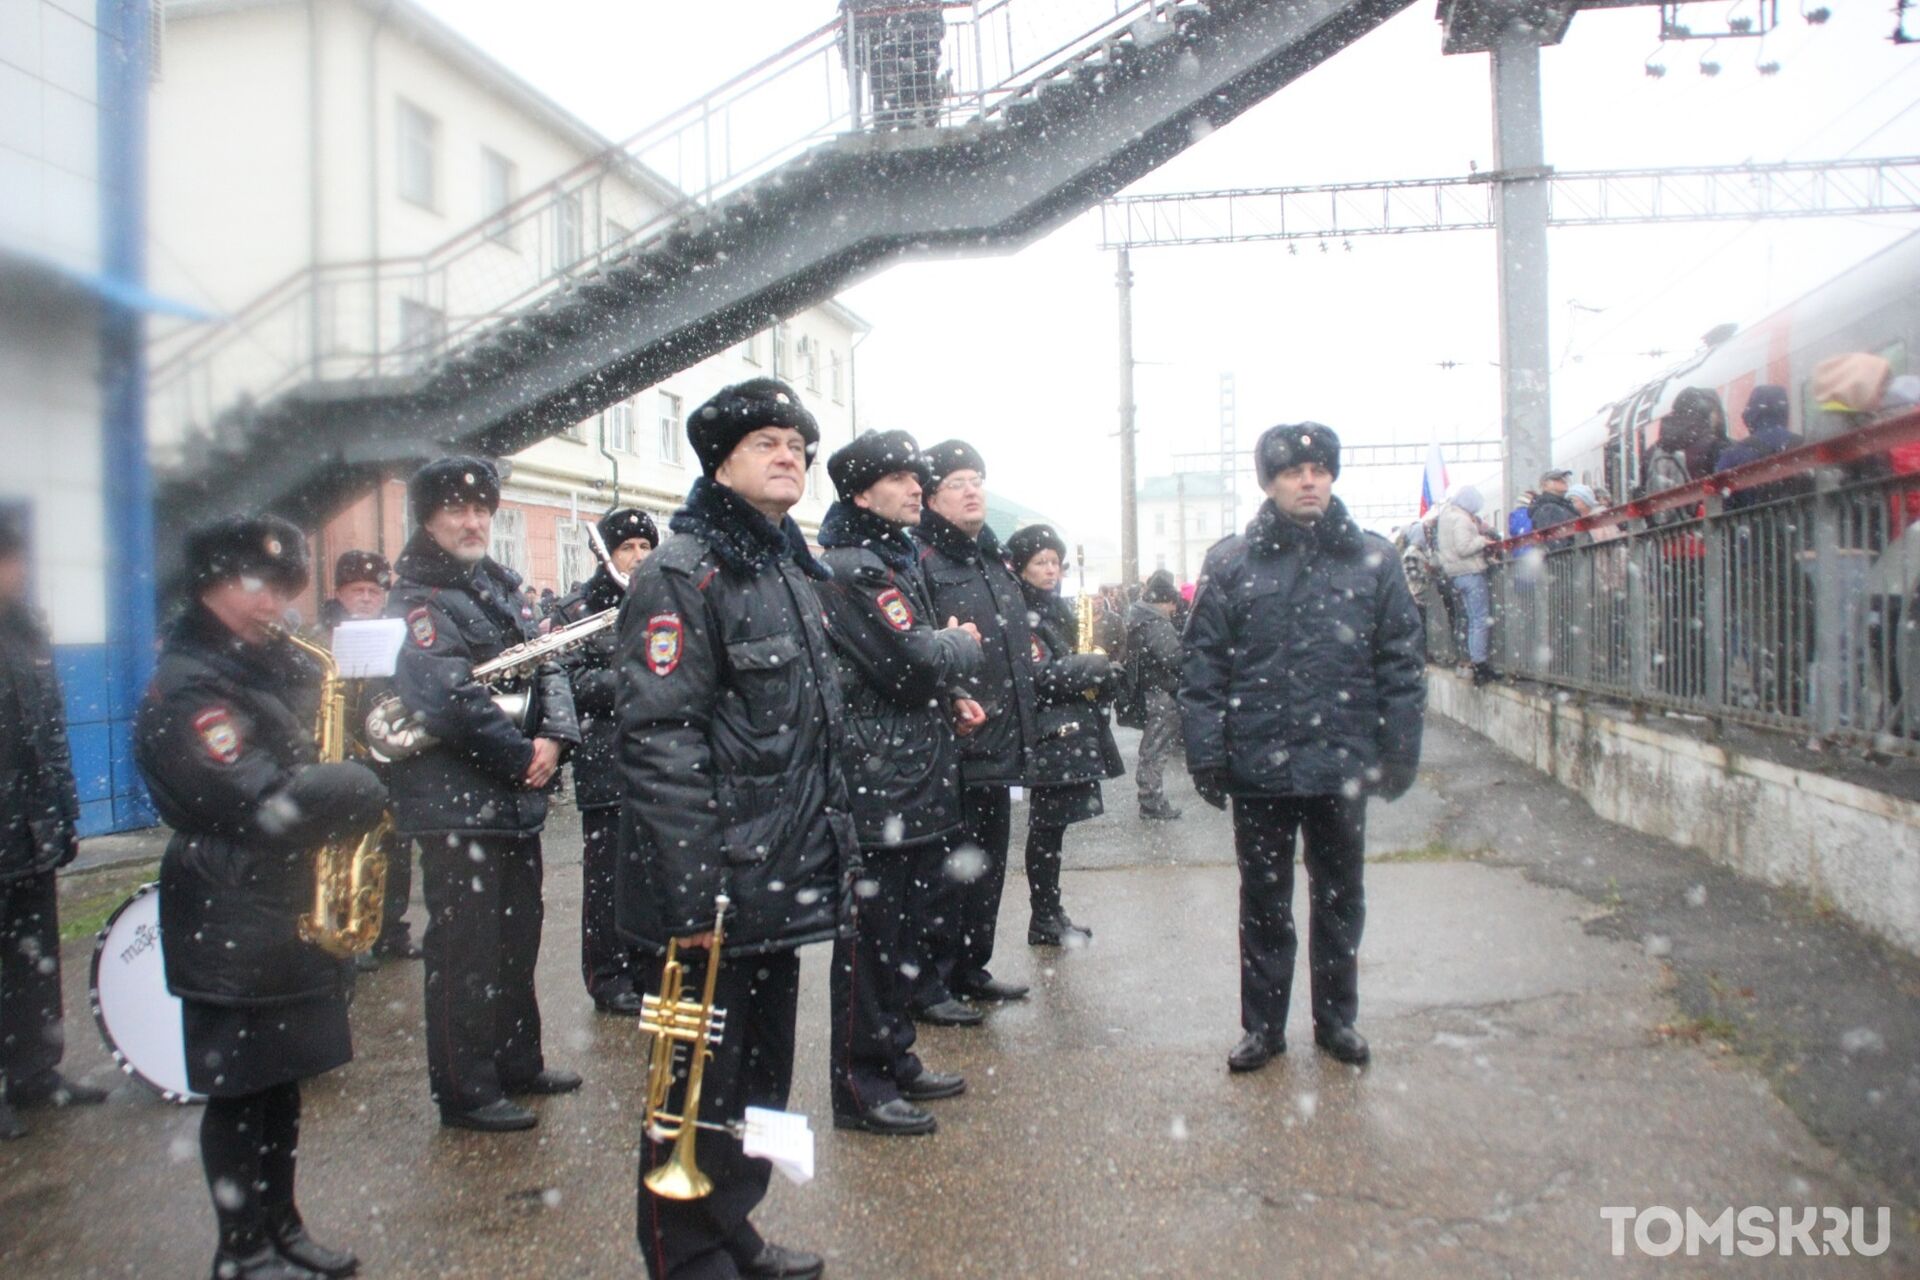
[1490,23,1552,516]
[1117,249,1139,587]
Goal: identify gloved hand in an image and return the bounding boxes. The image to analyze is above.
[282,761,388,841]
[1374,760,1418,801]
[1058,653,1112,687]
[1192,767,1230,811]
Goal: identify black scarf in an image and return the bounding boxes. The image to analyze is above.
[1243,496,1365,560]
[393,525,524,598]
[669,477,830,581]
[818,500,918,573]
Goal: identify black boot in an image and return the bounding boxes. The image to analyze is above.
[1028,913,1092,947]
[266,1206,359,1278]
[1472,662,1497,687]
[210,1244,322,1280]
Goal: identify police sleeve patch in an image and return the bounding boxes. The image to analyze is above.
[407,607,436,648]
[191,707,242,765]
[646,613,684,677]
[876,588,914,632]
[1030,637,1044,665]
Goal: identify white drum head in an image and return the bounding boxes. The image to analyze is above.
[89,883,202,1104]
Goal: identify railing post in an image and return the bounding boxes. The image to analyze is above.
[1627,525,1651,703]
[1810,468,1844,736]
[1702,492,1727,711]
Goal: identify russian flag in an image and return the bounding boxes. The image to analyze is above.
[1418,440,1448,517]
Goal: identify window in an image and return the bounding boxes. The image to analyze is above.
[830,350,845,403]
[605,398,634,452]
[482,148,516,246]
[742,331,762,365]
[490,506,529,579]
[553,192,584,269]
[771,322,789,378]
[396,99,439,210]
[554,519,596,592]
[798,335,820,391]
[397,298,444,369]
[560,417,587,443]
[1152,511,1166,536]
[658,391,683,464]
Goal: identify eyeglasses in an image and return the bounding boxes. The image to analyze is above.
[938,476,985,494]
[743,436,811,460]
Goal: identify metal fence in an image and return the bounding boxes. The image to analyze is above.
[1460,411,1920,756]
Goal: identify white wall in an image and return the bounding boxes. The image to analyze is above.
[0,279,107,647]
[0,0,103,275]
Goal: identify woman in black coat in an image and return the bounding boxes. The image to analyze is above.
[135,517,385,1280]
[1007,525,1124,946]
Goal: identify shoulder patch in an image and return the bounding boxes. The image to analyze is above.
[191,706,241,765]
[407,607,436,648]
[876,587,914,632]
[1030,636,1045,665]
[645,613,684,677]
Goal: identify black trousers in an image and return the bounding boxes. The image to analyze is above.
[638,948,801,1280]
[830,850,923,1114]
[419,833,545,1110]
[1232,795,1367,1041]
[0,870,63,1088]
[915,785,1011,1000]
[581,806,645,999]
[375,825,415,950]
[201,1081,301,1254]
[1025,822,1064,920]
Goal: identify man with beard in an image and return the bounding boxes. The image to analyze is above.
[617,378,854,1280]
[386,457,582,1131]
[815,429,982,1135]
[553,507,656,1014]
[911,440,1037,1016]
[1181,424,1425,1073]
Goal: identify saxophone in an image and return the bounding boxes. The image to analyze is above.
[276,626,392,959]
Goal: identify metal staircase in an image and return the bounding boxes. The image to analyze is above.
[150,0,1413,567]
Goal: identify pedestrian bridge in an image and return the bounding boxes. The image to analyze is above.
[149,0,1411,575]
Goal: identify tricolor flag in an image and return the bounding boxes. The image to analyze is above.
[1419,440,1449,516]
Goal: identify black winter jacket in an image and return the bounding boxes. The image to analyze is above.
[384,530,580,838]
[912,510,1038,787]
[817,502,980,850]
[615,479,857,956]
[1020,583,1125,788]
[136,605,385,1006]
[554,567,625,811]
[1124,600,1183,698]
[0,602,80,881]
[1180,498,1426,798]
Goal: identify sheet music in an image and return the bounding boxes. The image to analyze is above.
[330,618,407,679]
[742,1106,815,1185]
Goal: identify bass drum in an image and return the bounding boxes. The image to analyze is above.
[90,883,202,1104]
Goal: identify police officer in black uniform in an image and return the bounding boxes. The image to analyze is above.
[136,515,384,1280]
[618,378,852,1280]
[1006,524,1125,947]
[553,506,656,1015]
[386,458,582,1132]
[816,429,981,1136]
[1180,424,1426,1073]
[912,439,1037,1015]
[315,549,421,970]
[0,511,108,1140]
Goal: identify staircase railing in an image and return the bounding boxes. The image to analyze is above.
[149,0,1187,462]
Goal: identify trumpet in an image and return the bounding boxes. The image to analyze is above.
[640,895,734,1200]
[364,607,618,762]
[272,626,391,959]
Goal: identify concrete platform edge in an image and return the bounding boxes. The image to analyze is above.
[1428,668,1920,956]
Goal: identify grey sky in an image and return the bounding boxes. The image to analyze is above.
[416,0,1920,541]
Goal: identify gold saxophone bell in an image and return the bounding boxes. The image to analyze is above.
[640,894,733,1200]
[274,626,391,959]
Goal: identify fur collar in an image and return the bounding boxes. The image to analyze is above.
[817,501,919,573]
[915,508,1005,566]
[669,477,829,580]
[1244,496,1365,560]
[167,601,316,694]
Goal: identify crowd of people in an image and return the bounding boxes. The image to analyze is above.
[0,384,1428,1280]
